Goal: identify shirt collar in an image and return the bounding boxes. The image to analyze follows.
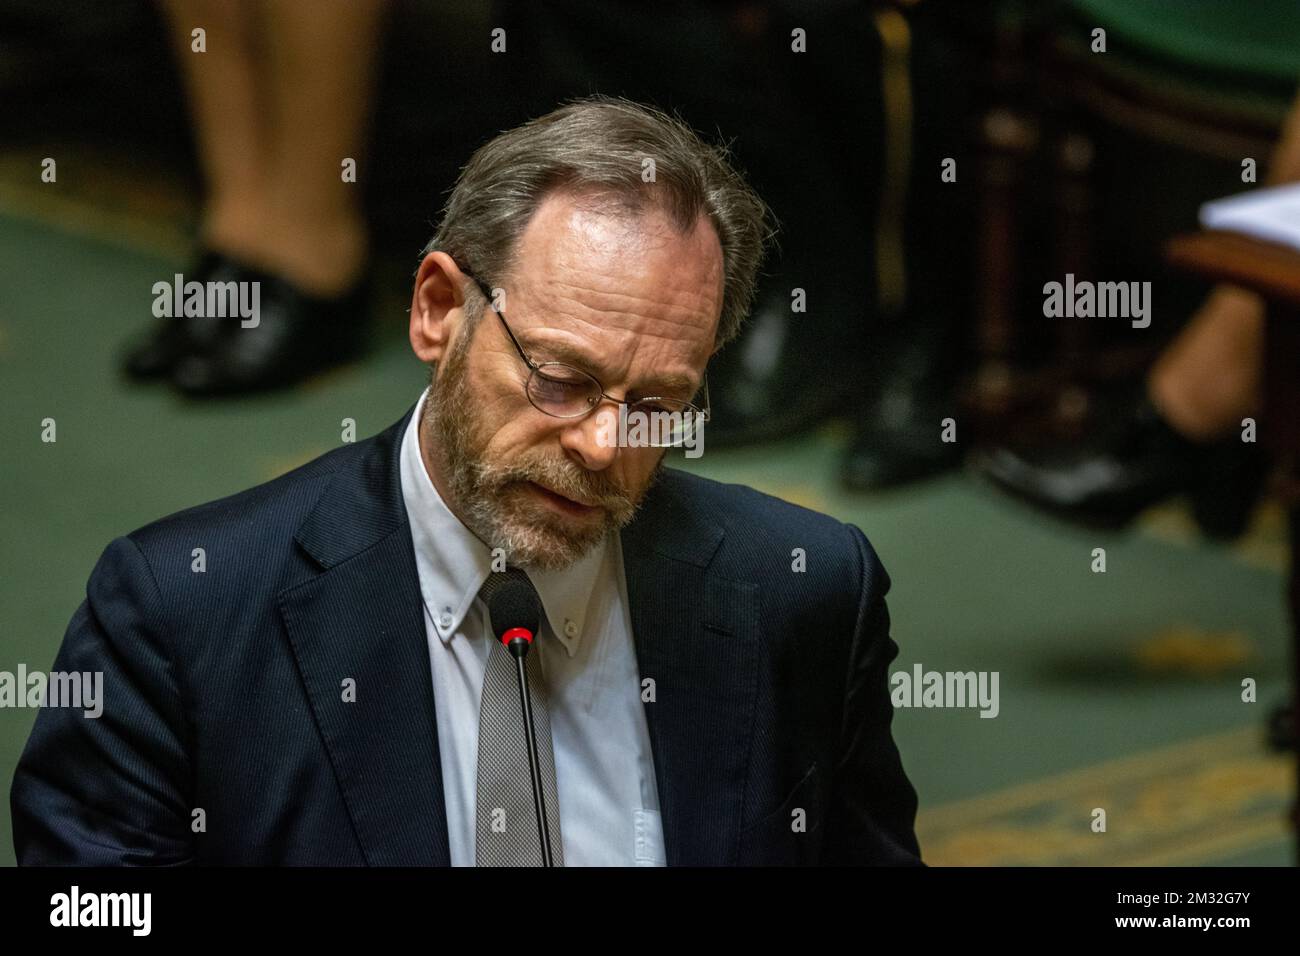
[398,387,607,658]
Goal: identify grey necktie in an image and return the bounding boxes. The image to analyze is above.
[475,570,565,866]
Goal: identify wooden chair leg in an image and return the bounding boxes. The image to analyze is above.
[971,107,1037,429]
[1049,128,1097,438]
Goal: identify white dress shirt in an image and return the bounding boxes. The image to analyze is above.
[398,387,666,866]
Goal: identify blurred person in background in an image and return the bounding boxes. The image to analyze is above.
[120,0,389,396]
[978,89,1300,538]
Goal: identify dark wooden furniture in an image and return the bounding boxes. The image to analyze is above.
[963,3,1297,446]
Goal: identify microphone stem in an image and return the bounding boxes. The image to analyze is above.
[512,647,554,867]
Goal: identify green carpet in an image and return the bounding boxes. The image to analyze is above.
[0,209,1292,866]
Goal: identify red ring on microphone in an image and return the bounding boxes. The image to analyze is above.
[500,626,535,646]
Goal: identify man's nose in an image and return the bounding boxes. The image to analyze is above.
[558,406,620,472]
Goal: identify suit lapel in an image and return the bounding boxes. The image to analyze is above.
[278,402,452,865]
[622,472,759,866]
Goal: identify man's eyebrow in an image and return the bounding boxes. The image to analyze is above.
[522,335,698,397]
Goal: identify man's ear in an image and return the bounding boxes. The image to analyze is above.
[409,251,469,365]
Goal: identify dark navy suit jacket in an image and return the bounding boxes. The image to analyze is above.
[11,400,922,866]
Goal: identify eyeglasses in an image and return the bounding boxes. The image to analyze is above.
[461,270,710,449]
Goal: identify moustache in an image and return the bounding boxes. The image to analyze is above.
[479,455,634,512]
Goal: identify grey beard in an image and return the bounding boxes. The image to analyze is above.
[422,343,654,571]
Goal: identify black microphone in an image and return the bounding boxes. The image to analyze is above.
[481,568,555,867]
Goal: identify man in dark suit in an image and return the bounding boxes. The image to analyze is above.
[12,97,921,866]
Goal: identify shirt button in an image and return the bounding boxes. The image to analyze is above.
[439,607,452,629]
[563,619,579,639]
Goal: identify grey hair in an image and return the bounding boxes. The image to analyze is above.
[421,95,774,348]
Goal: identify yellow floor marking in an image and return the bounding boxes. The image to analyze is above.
[917,726,1292,865]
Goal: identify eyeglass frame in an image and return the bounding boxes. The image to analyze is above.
[457,267,712,433]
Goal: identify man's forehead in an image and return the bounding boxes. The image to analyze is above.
[510,191,724,314]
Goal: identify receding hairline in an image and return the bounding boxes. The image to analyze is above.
[487,181,724,278]
[470,183,725,342]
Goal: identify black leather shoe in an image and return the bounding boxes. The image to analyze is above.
[704,273,860,448]
[120,249,221,381]
[170,261,371,397]
[842,390,964,490]
[842,322,964,491]
[975,392,1267,539]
